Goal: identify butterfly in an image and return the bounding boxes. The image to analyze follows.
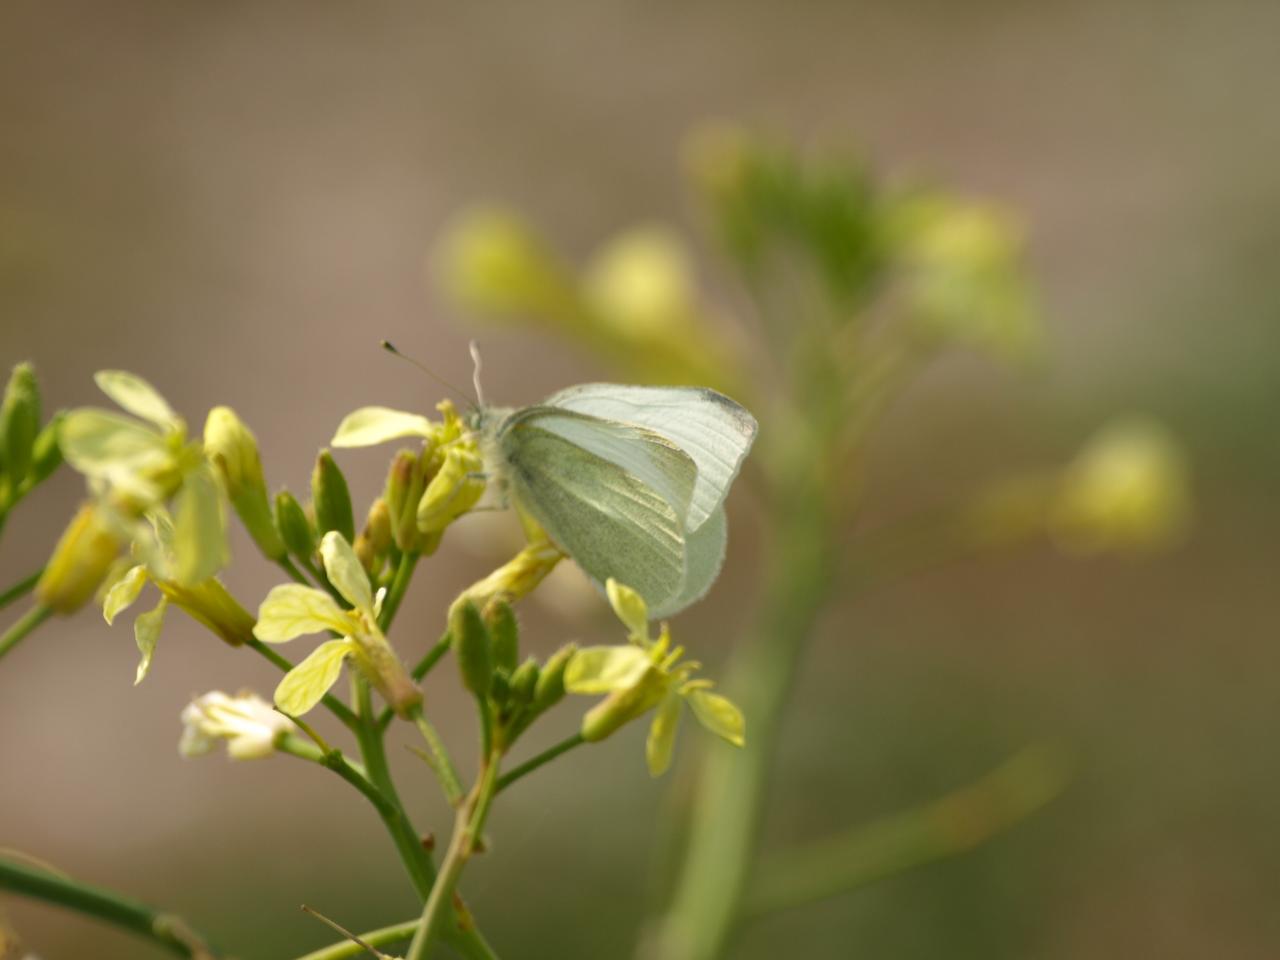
[474,383,757,618]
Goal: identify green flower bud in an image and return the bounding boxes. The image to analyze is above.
[28,411,64,487]
[1,362,41,484]
[489,669,511,709]
[204,407,286,561]
[311,449,354,543]
[533,642,576,712]
[355,499,393,578]
[36,501,125,614]
[484,599,519,676]
[449,600,493,699]
[385,449,428,552]
[274,489,316,560]
[509,657,540,706]
[580,667,667,743]
[155,577,256,647]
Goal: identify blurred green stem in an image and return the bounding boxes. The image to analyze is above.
[743,744,1072,916]
[651,489,834,960]
[378,550,420,632]
[411,707,465,806]
[0,566,42,611]
[0,603,52,664]
[0,856,215,958]
[496,732,586,794]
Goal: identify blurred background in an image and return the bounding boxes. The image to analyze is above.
[2,1,1279,957]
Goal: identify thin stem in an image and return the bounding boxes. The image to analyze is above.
[378,550,420,633]
[0,856,215,958]
[291,919,419,960]
[0,566,43,611]
[743,744,1072,916]
[378,630,451,731]
[406,752,501,960]
[278,737,401,825]
[0,603,52,664]
[246,637,358,729]
[411,709,465,806]
[496,733,585,794]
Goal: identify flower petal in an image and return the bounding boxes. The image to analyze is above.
[606,578,649,639]
[319,531,373,614]
[646,690,683,776]
[274,638,354,716]
[173,465,228,586]
[103,564,148,625]
[60,408,167,477]
[686,689,745,747]
[254,583,354,643]
[563,645,651,695]
[94,370,181,430]
[134,597,169,685]
[331,407,434,448]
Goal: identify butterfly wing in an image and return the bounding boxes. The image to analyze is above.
[541,384,757,531]
[498,409,697,613]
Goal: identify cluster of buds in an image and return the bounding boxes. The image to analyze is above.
[330,399,487,570]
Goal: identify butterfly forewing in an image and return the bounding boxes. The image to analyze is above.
[500,418,688,612]
[542,384,757,530]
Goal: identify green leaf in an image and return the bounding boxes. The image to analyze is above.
[563,645,651,695]
[133,597,168,685]
[254,583,354,643]
[331,407,434,448]
[94,370,180,430]
[319,531,373,614]
[103,564,148,625]
[646,690,683,776]
[274,638,354,716]
[173,465,227,586]
[686,688,745,747]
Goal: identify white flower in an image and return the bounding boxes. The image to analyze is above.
[179,690,295,760]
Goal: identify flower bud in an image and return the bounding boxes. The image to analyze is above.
[311,449,354,543]
[580,667,667,742]
[484,599,519,676]
[0,362,41,484]
[204,407,286,561]
[155,576,256,647]
[36,501,125,613]
[274,489,316,560]
[449,599,493,699]
[417,446,486,536]
[355,499,393,578]
[28,411,64,487]
[533,642,576,712]
[509,657,540,706]
[355,635,423,719]
[385,449,428,552]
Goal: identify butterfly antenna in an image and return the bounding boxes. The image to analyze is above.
[301,905,391,959]
[469,339,486,408]
[380,340,473,405]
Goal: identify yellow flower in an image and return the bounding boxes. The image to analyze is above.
[254,532,421,718]
[564,579,744,776]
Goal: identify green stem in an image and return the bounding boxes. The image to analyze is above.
[743,744,1072,916]
[379,630,451,731]
[378,550,420,633]
[0,856,215,957]
[0,566,42,611]
[291,918,419,960]
[496,733,585,794]
[411,708,465,806]
[245,637,358,730]
[0,603,52,664]
[406,752,502,960]
[651,498,834,960]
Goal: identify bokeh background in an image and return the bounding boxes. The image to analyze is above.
[3,2,1279,957]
